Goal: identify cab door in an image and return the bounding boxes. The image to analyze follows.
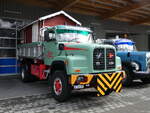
[43,29,58,65]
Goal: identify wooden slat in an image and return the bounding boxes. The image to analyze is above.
[121,0,134,4]
[95,0,124,7]
[129,11,149,18]
[75,3,107,13]
[116,15,136,21]
[15,0,55,8]
[79,0,115,10]
[61,0,80,10]
[112,16,130,22]
[101,0,150,20]
[131,16,150,25]
[66,6,100,16]
[143,23,150,26]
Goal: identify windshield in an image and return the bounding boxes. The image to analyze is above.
[56,29,93,43]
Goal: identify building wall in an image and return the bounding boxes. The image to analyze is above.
[43,15,77,27]
[0,0,150,50]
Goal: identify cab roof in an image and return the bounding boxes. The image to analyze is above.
[47,25,92,32]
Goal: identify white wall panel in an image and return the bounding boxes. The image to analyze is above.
[32,22,38,42]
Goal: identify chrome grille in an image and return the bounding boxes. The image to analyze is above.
[93,48,105,70]
[93,48,115,70]
[106,49,116,69]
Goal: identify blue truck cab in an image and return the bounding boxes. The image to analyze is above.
[103,38,150,86]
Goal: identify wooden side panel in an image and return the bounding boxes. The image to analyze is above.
[43,14,76,27]
[24,25,32,43]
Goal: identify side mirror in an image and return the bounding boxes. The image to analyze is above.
[44,30,50,41]
[59,44,65,50]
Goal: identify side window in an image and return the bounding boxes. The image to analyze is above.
[49,30,55,39]
[44,29,56,41]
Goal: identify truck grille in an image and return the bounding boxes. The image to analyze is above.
[93,48,105,70]
[106,49,115,69]
[93,48,115,70]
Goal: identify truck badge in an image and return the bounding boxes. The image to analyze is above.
[96,53,102,59]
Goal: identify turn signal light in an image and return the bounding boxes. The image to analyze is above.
[75,69,81,72]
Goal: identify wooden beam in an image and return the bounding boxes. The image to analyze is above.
[121,0,134,4]
[60,0,80,10]
[112,16,130,22]
[116,14,137,20]
[131,16,150,24]
[66,7,100,16]
[143,23,150,26]
[95,0,124,7]
[15,0,55,8]
[136,9,150,15]
[79,0,115,10]
[101,0,150,20]
[129,11,148,18]
[75,3,107,13]
[77,2,111,13]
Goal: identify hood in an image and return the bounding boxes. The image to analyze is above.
[117,51,150,57]
[59,42,116,51]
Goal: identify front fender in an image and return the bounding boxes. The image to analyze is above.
[66,55,89,74]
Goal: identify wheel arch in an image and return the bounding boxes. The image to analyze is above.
[50,60,67,76]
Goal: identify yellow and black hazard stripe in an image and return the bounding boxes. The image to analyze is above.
[97,72,123,96]
[70,74,94,85]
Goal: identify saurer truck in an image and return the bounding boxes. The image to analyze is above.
[103,38,150,86]
[17,11,125,102]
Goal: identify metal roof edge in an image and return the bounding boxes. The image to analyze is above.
[20,10,81,30]
[39,10,81,26]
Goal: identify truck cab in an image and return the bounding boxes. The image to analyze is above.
[18,25,125,101]
[103,38,150,86]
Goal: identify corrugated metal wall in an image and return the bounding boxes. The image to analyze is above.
[0,18,22,75]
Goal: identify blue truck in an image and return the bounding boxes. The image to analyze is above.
[102,38,150,86]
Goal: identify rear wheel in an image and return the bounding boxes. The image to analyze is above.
[122,67,133,86]
[50,70,71,102]
[21,64,37,82]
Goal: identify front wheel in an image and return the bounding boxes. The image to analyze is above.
[50,71,71,102]
[122,67,133,86]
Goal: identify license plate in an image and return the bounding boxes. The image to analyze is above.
[74,85,84,89]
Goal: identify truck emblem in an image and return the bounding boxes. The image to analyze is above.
[96,53,102,59]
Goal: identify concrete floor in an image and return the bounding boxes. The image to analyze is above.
[0,75,150,113]
[0,75,49,99]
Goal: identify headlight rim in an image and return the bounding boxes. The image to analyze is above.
[131,62,140,71]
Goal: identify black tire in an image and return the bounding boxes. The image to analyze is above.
[21,64,37,82]
[49,70,71,102]
[122,67,133,86]
[141,78,150,84]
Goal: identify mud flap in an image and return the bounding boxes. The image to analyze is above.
[96,72,123,96]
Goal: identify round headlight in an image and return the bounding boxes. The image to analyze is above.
[131,62,139,71]
[146,53,150,58]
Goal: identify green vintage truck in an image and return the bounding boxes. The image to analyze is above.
[18,25,125,102]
